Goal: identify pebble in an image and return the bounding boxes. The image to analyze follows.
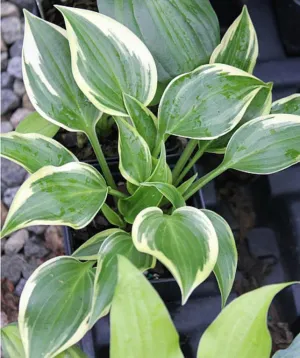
[45,225,64,254]
[22,92,35,111]
[1,238,6,254]
[1,89,20,115]
[0,311,8,328]
[24,236,50,258]
[22,257,39,279]
[13,79,25,96]
[1,254,26,284]
[1,2,19,18]
[0,120,13,133]
[1,157,26,186]
[1,17,22,45]
[3,186,20,207]
[1,71,14,89]
[1,51,8,71]
[10,107,33,128]
[7,56,22,79]
[4,229,29,255]
[1,201,8,227]
[1,36,7,52]
[14,278,27,297]
[10,0,36,11]
[28,225,46,235]
[9,38,23,58]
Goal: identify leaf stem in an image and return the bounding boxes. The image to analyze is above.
[108,187,129,199]
[172,139,198,182]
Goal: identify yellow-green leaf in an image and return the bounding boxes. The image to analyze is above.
[16,111,59,138]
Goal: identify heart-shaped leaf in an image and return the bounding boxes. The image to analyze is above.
[132,206,218,303]
[1,323,25,358]
[19,257,94,358]
[97,0,219,88]
[222,114,300,174]
[271,94,300,115]
[197,282,299,358]
[111,256,183,358]
[210,6,258,73]
[273,334,300,358]
[23,11,100,133]
[158,64,270,140]
[0,132,78,174]
[123,94,157,153]
[1,162,108,238]
[16,111,60,138]
[90,231,155,326]
[202,210,237,307]
[115,116,152,185]
[57,6,157,116]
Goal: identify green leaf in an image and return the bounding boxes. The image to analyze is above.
[158,64,269,140]
[0,132,78,174]
[132,206,218,303]
[197,282,299,358]
[22,11,100,133]
[97,0,219,88]
[19,257,94,358]
[271,94,300,115]
[177,173,198,195]
[115,116,152,185]
[101,203,126,228]
[1,323,25,358]
[273,334,300,358]
[56,346,88,358]
[201,210,237,307]
[89,231,155,327]
[141,182,185,209]
[210,6,258,73]
[123,93,157,153]
[1,162,108,238]
[57,6,157,116]
[222,114,300,174]
[72,229,121,260]
[16,111,60,138]
[110,256,183,358]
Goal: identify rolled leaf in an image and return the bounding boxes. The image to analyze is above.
[1,162,108,238]
[210,6,258,73]
[115,116,152,185]
[97,0,219,87]
[271,94,300,115]
[57,6,157,116]
[273,334,300,358]
[123,93,157,152]
[132,206,218,303]
[177,173,198,195]
[90,230,155,326]
[222,114,300,174]
[202,210,237,307]
[197,282,299,358]
[110,256,183,358]
[158,64,269,140]
[19,257,94,358]
[101,203,126,228]
[1,323,25,358]
[16,111,60,138]
[0,132,77,174]
[22,11,100,133]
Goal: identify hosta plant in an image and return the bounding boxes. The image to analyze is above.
[1,2,300,357]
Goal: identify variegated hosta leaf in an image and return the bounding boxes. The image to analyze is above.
[1,162,108,238]
[19,257,94,358]
[197,282,299,358]
[0,323,25,358]
[89,230,155,327]
[207,84,272,153]
[101,203,126,228]
[222,114,300,174]
[118,145,169,223]
[123,93,157,153]
[210,6,258,74]
[273,334,300,358]
[16,111,60,138]
[57,6,157,116]
[202,210,237,307]
[97,0,219,89]
[158,64,269,140]
[115,116,152,185]
[132,207,218,303]
[23,11,100,133]
[56,346,88,358]
[72,229,121,260]
[0,132,78,174]
[111,256,183,358]
[271,94,300,115]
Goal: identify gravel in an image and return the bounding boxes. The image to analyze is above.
[1,71,14,89]
[4,229,29,255]
[1,88,20,114]
[10,107,33,128]
[0,120,13,133]
[1,51,8,71]
[9,38,23,57]
[13,78,25,96]
[7,56,22,79]
[14,278,27,297]
[3,186,20,207]
[1,158,26,186]
[1,16,22,45]
[1,254,26,284]
[1,2,19,17]
[24,236,50,258]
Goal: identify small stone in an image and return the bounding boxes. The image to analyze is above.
[1,71,14,89]
[10,0,35,11]
[1,17,22,45]
[1,36,7,52]
[7,56,22,79]
[1,238,6,254]
[0,311,8,328]
[21,257,40,279]
[3,187,20,207]
[1,89,20,115]
[1,254,26,283]
[45,226,64,254]
[1,2,19,18]
[14,278,27,297]
[9,38,23,58]
[10,108,33,128]
[4,229,29,255]
[24,236,50,258]
[22,92,35,111]
[1,157,26,186]
[1,201,8,228]
[1,51,8,71]
[28,225,46,235]
[13,79,25,96]
[0,120,13,133]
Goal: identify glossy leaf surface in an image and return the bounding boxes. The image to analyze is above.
[1,323,24,358]
[16,111,59,138]
[271,94,300,115]
[273,334,300,358]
